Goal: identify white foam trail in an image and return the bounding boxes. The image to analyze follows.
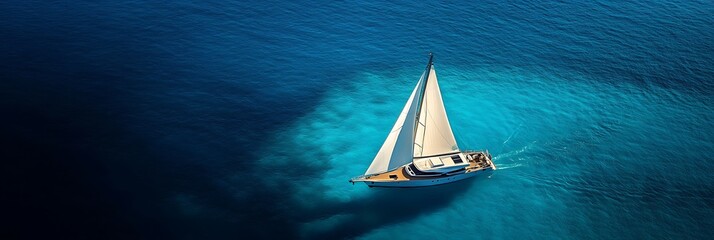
[502,122,524,145]
[496,140,536,160]
[495,163,524,170]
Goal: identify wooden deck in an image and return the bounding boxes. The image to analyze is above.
[366,166,412,181]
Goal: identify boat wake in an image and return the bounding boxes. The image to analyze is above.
[496,141,535,160]
[501,122,523,146]
[494,163,524,170]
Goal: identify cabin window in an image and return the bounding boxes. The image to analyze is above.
[451,155,463,164]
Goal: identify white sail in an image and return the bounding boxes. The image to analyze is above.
[351,55,497,187]
[413,67,459,157]
[365,73,426,175]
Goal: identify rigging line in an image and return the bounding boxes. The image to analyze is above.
[416,88,429,156]
[413,55,433,143]
[388,125,404,133]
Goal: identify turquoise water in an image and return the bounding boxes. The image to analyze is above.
[2,0,713,239]
[264,66,713,239]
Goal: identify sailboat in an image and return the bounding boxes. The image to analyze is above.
[350,53,496,188]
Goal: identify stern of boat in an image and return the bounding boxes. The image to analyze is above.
[464,150,496,170]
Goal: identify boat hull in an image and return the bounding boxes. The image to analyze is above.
[360,167,494,188]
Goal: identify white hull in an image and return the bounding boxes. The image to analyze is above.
[363,168,494,188]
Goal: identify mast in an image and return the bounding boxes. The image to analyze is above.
[412,53,459,157]
[413,53,433,150]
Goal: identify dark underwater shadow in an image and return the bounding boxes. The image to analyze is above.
[0,10,326,239]
[302,175,489,239]
[0,5,498,239]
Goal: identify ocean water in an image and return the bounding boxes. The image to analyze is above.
[2,0,713,239]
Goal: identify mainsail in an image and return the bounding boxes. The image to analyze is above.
[413,67,459,157]
[365,54,459,175]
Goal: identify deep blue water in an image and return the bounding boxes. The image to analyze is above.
[2,1,713,239]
